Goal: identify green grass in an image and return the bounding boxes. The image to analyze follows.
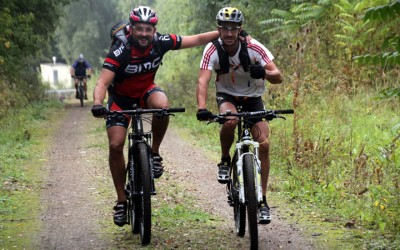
[0,100,64,248]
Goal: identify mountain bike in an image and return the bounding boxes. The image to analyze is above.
[73,76,88,107]
[207,108,293,249]
[107,106,185,245]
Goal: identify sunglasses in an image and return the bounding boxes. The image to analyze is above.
[218,26,241,32]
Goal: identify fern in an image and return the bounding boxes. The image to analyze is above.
[364,1,400,21]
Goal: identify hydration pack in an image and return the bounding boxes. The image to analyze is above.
[212,39,251,75]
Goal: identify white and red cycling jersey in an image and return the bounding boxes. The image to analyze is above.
[103,32,182,98]
[200,38,274,97]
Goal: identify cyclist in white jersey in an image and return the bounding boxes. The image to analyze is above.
[196,7,283,224]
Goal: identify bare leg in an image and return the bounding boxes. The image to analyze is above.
[252,121,271,196]
[146,91,169,154]
[219,102,238,157]
[83,78,88,99]
[107,126,127,202]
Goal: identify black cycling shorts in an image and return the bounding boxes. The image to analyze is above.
[216,92,265,126]
[106,87,164,129]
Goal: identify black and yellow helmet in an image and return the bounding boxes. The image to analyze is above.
[216,7,244,25]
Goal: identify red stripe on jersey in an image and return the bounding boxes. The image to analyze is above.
[105,57,120,67]
[170,34,177,48]
[248,44,271,64]
[201,45,216,69]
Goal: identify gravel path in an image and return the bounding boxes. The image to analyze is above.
[36,103,317,249]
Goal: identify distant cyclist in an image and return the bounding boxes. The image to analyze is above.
[70,54,92,100]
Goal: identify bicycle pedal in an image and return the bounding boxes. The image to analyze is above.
[217,175,229,184]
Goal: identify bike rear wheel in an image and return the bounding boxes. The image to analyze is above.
[136,142,152,245]
[243,153,258,249]
[231,153,246,237]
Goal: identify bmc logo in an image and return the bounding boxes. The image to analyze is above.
[158,35,171,41]
[124,57,162,74]
[113,44,125,57]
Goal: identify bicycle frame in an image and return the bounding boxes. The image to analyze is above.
[127,111,156,196]
[234,129,262,205]
[107,107,185,245]
[207,107,293,248]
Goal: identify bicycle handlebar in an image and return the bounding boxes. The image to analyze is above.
[208,109,294,124]
[107,107,185,117]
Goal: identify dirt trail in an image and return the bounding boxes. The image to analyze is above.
[38,104,110,250]
[36,103,316,249]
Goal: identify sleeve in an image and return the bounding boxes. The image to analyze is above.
[157,33,182,51]
[84,60,92,68]
[199,42,217,71]
[71,61,78,69]
[102,42,129,72]
[248,39,274,67]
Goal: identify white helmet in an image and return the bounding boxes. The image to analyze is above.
[216,7,244,25]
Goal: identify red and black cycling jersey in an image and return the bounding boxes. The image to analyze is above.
[103,32,182,98]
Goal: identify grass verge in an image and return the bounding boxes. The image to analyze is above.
[0,101,64,248]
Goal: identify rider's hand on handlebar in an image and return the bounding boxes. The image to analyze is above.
[87,75,91,79]
[196,109,212,121]
[249,62,266,79]
[71,75,75,79]
[91,104,108,118]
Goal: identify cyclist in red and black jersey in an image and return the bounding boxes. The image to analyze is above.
[91,6,229,227]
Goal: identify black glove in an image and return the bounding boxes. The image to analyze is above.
[87,75,91,79]
[249,63,266,79]
[91,104,108,118]
[196,109,212,121]
[239,29,249,38]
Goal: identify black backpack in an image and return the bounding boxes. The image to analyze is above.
[211,39,251,75]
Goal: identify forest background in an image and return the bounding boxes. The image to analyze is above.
[0,0,399,248]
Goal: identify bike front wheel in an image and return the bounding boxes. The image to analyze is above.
[136,142,152,245]
[243,153,258,249]
[78,83,84,107]
[231,153,246,237]
[127,153,140,234]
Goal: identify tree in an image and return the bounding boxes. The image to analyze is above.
[55,0,120,69]
[353,0,400,100]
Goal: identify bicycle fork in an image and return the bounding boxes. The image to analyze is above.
[127,134,157,197]
[235,139,263,204]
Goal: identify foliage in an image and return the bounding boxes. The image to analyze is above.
[353,1,400,66]
[0,0,71,116]
[55,0,120,69]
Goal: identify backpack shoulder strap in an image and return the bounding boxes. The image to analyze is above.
[212,39,229,75]
[239,41,251,72]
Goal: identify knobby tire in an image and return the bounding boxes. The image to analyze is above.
[231,153,246,236]
[136,142,152,245]
[127,150,140,234]
[243,154,258,250]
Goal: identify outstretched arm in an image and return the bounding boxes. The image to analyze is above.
[180,31,219,49]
